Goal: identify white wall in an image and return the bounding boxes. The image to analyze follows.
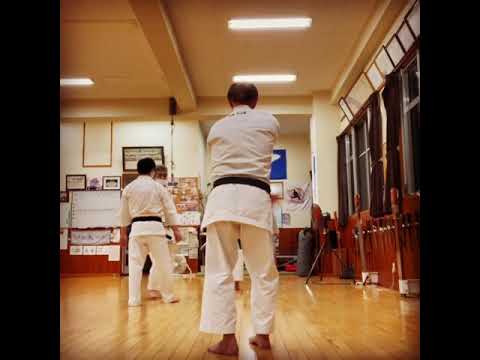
[60,118,205,190]
[310,93,339,214]
[274,134,311,228]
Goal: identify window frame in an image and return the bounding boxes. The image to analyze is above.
[400,50,420,194]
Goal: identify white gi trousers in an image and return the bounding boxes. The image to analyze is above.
[128,235,176,305]
[200,222,279,334]
[233,249,244,282]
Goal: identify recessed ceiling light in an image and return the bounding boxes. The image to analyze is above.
[228,18,312,30]
[233,74,297,83]
[60,78,94,86]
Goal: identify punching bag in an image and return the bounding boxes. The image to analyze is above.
[296,228,314,277]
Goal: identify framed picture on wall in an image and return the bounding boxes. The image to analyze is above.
[60,191,69,203]
[103,176,121,190]
[385,35,405,66]
[270,149,287,180]
[66,175,86,191]
[122,146,165,172]
[270,182,284,199]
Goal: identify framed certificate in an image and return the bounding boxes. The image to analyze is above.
[66,175,86,191]
[122,146,165,171]
[385,35,405,66]
[365,62,384,90]
[397,21,416,52]
[375,46,395,77]
[339,97,354,121]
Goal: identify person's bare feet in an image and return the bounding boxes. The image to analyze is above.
[165,295,180,304]
[249,334,272,349]
[208,334,239,356]
[148,290,162,299]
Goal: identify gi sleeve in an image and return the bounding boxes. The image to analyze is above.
[159,185,179,226]
[119,188,132,227]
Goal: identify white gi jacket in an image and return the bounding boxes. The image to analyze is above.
[201,105,280,233]
[119,175,178,237]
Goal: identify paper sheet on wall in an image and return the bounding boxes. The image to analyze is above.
[95,246,110,256]
[60,229,68,250]
[71,191,120,228]
[60,203,71,228]
[108,245,120,261]
[70,230,111,245]
[83,246,97,255]
[284,182,313,212]
[70,245,83,255]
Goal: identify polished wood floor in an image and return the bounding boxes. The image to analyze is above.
[60,275,420,359]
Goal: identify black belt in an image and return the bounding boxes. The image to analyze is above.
[131,216,163,223]
[213,177,271,194]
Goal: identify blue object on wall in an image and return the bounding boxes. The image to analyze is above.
[270,149,287,180]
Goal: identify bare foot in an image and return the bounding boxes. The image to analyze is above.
[165,296,180,304]
[148,290,162,299]
[208,335,239,356]
[249,335,271,349]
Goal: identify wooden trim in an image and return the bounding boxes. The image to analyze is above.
[82,120,113,168]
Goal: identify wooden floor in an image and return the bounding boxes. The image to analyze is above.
[60,275,420,359]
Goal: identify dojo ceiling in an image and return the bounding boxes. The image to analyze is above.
[61,0,384,101]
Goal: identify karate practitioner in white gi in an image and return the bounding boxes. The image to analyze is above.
[200,83,280,355]
[120,158,183,307]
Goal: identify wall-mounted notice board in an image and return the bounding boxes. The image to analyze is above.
[71,190,121,228]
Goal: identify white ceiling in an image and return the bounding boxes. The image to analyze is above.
[60,0,171,99]
[163,0,379,96]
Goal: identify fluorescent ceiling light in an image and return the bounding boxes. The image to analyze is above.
[228,17,312,30]
[60,78,94,86]
[233,74,297,83]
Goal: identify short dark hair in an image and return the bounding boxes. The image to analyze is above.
[137,157,156,175]
[227,83,258,105]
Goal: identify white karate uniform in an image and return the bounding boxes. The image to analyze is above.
[119,175,179,306]
[200,105,280,335]
[233,248,244,282]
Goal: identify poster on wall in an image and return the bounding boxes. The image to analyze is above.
[284,182,313,212]
[270,149,287,180]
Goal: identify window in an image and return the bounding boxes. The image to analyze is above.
[354,112,371,210]
[341,110,371,214]
[345,133,355,214]
[401,51,420,194]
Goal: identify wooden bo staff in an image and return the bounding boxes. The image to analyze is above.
[391,188,404,282]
